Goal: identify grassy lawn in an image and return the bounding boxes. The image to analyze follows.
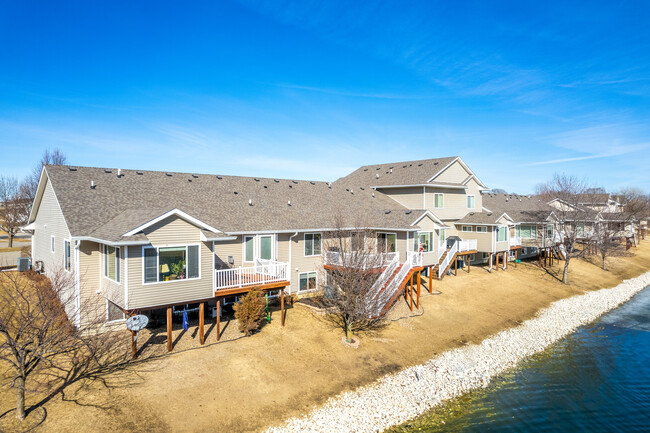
[2,241,650,432]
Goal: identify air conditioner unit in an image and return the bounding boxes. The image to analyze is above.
[34,260,44,273]
[17,257,32,272]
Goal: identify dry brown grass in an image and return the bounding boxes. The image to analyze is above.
[2,241,650,433]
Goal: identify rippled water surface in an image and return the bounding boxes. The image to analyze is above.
[393,286,650,433]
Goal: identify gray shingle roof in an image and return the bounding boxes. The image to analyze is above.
[333,156,459,188]
[44,165,421,242]
[480,193,556,224]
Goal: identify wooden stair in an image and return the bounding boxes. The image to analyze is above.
[378,266,420,316]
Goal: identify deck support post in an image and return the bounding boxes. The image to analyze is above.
[504,251,507,270]
[409,273,414,311]
[281,288,285,327]
[515,249,518,268]
[166,307,172,352]
[496,252,499,271]
[416,271,421,310]
[467,256,471,273]
[454,257,458,276]
[216,298,221,341]
[199,302,205,345]
[427,266,433,293]
[538,250,542,268]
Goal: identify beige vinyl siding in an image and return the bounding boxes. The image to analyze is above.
[100,244,125,308]
[425,188,471,220]
[463,226,493,252]
[214,236,243,269]
[290,233,324,294]
[465,179,483,211]
[77,240,108,324]
[144,216,201,246]
[433,160,471,183]
[277,233,291,262]
[495,240,509,252]
[127,241,214,309]
[32,177,71,276]
[381,187,423,209]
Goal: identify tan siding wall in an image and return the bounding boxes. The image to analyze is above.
[381,187,423,209]
[144,216,201,246]
[214,236,243,269]
[291,232,325,294]
[127,242,213,309]
[100,245,125,307]
[465,179,483,211]
[495,240,509,252]
[33,178,71,276]
[456,226,494,252]
[434,160,470,183]
[426,188,471,220]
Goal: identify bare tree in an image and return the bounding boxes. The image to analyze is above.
[0,270,136,421]
[592,218,627,270]
[535,174,598,284]
[23,148,67,203]
[0,176,30,248]
[317,214,389,343]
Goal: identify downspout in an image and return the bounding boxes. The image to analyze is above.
[487,253,493,273]
[288,232,299,293]
[74,240,81,328]
[124,245,129,310]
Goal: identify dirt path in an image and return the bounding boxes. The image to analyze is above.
[3,243,650,433]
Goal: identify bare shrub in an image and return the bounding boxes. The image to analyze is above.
[233,288,266,336]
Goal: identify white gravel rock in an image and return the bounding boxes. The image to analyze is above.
[265,271,650,433]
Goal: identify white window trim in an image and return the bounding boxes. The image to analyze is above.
[434,193,444,209]
[467,195,475,209]
[105,299,126,323]
[416,231,433,253]
[64,239,71,273]
[103,245,121,284]
[243,235,255,263]
[496,225,508,242]
[377,232,397,253]
[257,234,275,261]
[51,235,55,253]
[304,232,323,257]
[462,226,473,232]
[141,243,202,285]
[298,271,318,292]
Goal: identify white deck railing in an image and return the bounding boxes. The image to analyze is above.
[371,251,422,316]
[214,260,289,292]
[438,241,459,279]
[324,251,398,269]
[437,239,447,262]
[458,239,477,252]
[509,237,522,247]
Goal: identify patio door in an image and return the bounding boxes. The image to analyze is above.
[259,235,274,260]
[377,233,396,253]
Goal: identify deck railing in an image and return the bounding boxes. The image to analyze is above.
[437,239,447,262]
[438,241,459,279]
[509,237,522,247]
[324,251,398,269]
[214,260,289,292]
[458,239,478,252]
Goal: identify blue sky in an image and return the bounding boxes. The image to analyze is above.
[1,0,649,192]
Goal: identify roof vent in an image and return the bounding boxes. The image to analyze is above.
[165,173,172,177]
[470,212,475,215]
[287,200,291,206]
[405,210,412,215]
[104,169,112,173]
[418,163,423,166]
[372,192,375,197]
[117,168,122,177]
[363,168,368,171]
[434,162,438,165]
[264,185,268,189]
[360,187,365,190]
[292,180,298,184]
[375,173,379,179]
[346,188,349,192]
[234,191,238,195]
[254,178,259,181]
[376,167,380,170]
[136,171,143,175]
[390,168,393,173]
[249,199,252,206]
[327,182,331,189]
[90,180,96,189]
[192,174,199,178]
[487,212,492,216]
[402,165,407,168]
[274,179,279,183]
[310,181,315,185]
[188,179,192,182]
[385,210,391,214]
[289,185,293,188]
[217,175,222,179]
[68,167,77,171]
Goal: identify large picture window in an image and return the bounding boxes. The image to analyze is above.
[260,236,273,260]
[143,245,200,284]
[299,271,317,292]
[415,232,432,252]
[304,233,322,256]
[377,233,396,253]
[496,226,507,242]
[517,225,536,239]
[103,245,120,282]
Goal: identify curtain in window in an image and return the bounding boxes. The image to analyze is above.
[187,245,199,279]
[144,248,157,283]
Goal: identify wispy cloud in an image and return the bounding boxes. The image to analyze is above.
[272,83,433,100]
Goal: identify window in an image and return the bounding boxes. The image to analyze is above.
[143,245,200,284]
[519,225,536,239]
[106,301,125,322]
[351,232,364,251]
[103,245,120,282]
[415,232,432,252]
[244,236,254,262]
[51,235,55,253]
[546,225,554,238]
[377,233,396,253]
[462,226,473,232]
[467,195,475,209]
[260,236,273,260]
[496,226,507,242]
[299,271,317,292]
[434,193,444,209]
[64,240,71,272]
[439,229,446,241]
[475,226,487,233]
[304,233,322,256]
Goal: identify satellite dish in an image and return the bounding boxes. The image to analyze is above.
[126,314,149,332]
